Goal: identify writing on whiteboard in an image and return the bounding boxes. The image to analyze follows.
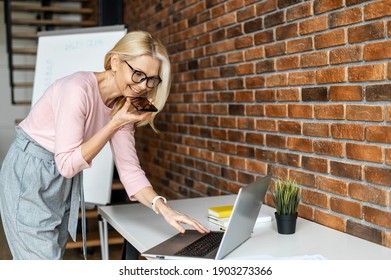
[64,39,104,51]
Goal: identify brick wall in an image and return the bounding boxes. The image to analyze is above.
[123,0,391,248]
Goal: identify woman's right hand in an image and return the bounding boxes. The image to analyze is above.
[111,97,151,128]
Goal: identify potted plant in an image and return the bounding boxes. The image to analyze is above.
[271,178,301,234]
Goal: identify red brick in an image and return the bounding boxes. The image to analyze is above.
[265,42,286,57]
[314,0,344,14]
[288,70,316,85]
[265,73,288,87]
[205,40,236,55]
[302,156,328,173]
[254,30,274,45]
[303,122,329,137]
[348,21,386,43]
[366,125,391,144]
[365,166,391,186]
[236,62,253,75]
[246,76,265,88]
[349,183,389,206]
[364,41,391,61]
[348,63,386,82]
[364,206,391,228]
[287,37,314,54]
[288,104,313,119]
[228,51,245,64]
[277,88,300,101]
[298,204,314,221]
[365,0,391,20]
[278,120,301,135]
[302,189,329,209]
[266,134,287,149]
[302,87,328,101]
[230,156,246,169]
[276,23,299,40]
[330,45,363,64]
[246,159,268,174]
[386,232,391,248]
[276,151,301,167]
[286,1,313,22]
[316,67,346,84]
[235,90,253,102]
[315,29,346,49]
[289,170,315,188]
[235,35,253,49]
[255,148,277,162]
[255,89,276,102]
[256,119,277,131]
[315,104,345,120]
[265,10,284,28]
[346,143,383,163]
[316,176,348,196]
[245,46,265,61]
[314,209,346,232]
[346,105,384,122]
[256,0,277,16]
[314,140,344,157]
[386,148,391,165]
[237,5,256,22]
[276,55,300,71]
[256,60,275,74]
[366,84,391,101]
[331,123,365,140]
[329,85,363,101]
[329,6,362,27]
[288,137,313,153]
[330,161,362,180]
[299,15,328,35]
[226,0,245,12]
[331,197,362,219]
[301,51,328,68]
[265,104,287,117]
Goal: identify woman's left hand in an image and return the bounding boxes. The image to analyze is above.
[159,205,210,234]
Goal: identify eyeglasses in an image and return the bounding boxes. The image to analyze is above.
[124,61,162,89]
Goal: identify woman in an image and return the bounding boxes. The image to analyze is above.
[0,31,208,260]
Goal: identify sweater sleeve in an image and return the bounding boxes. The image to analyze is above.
[52,79,91,178]
[110,124,151,200]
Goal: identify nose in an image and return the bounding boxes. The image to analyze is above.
[135,79,148,92]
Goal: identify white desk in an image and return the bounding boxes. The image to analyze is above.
[98,195,391,260]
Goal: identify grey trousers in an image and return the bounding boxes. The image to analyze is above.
[0,127,82,259]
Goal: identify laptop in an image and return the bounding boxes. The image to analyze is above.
[142,174,272,260]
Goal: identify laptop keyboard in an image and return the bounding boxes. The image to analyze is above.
[175,231,224,257]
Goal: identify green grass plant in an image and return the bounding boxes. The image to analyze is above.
[271,178,301,215]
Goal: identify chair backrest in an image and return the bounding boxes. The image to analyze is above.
[32,26,127,205]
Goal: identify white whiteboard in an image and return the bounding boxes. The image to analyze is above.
[32,25,127,205]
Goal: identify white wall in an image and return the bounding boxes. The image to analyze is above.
[0,2,32,165]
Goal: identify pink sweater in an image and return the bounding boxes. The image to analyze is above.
[19,71,151,199]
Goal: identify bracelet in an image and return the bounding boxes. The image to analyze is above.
[151,196,167,214]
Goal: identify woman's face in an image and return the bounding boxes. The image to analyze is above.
[117,55,161,98]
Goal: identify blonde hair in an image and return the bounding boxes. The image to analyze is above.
[105,31,171,132]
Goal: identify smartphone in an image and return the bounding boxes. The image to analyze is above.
[130,97,158,112]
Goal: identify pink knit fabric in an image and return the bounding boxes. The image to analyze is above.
[20,71,150,199]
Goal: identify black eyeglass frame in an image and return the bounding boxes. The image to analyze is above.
[124,61,162,89]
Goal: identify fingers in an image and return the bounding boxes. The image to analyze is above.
[161,207,210,234]
[174,215,210,234]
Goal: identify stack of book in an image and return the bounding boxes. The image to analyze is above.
[207,205,272,229]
